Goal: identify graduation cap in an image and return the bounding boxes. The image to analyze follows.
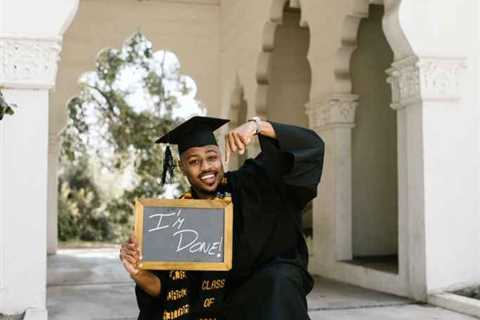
[155,116,230,184]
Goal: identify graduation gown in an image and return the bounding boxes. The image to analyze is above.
[223,121,324,320]
[135,121,324,320]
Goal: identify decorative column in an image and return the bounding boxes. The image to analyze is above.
[0,35,63,319]
[0,36,62,88]
[305,93,358,272]
[387,56,466,109]
[386,55,466,301]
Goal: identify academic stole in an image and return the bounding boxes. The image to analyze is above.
[162,270,191,320]
[194,271,228,319]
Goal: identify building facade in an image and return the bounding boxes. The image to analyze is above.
[1,0,479,318]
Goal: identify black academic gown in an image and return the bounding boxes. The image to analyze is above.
[135,121,324,320]
[223,121,324,320]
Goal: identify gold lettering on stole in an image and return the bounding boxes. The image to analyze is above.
[166,288,188,301]
[162,304,190,320]
[203,297,215,308]
[201,279,226,291]
[169,270,187,280]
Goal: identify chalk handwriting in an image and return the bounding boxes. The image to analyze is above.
[147,208,223,258]
[148,209,181,232]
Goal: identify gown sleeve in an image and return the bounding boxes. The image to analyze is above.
[135,271,168,320]
[253,121,325,209]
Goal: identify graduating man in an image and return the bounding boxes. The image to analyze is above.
[120,116,325,320]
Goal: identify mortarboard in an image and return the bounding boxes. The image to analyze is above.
[155,116,230,184]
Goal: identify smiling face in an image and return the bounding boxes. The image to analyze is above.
[179,145,224,199]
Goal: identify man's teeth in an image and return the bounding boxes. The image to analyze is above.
[200,174,215,181]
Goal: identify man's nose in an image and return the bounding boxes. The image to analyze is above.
[200,158,212,171]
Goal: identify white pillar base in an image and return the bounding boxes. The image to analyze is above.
[24,308,48,320]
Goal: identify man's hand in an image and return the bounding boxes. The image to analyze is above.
[224,121,257,164]
[120,233,142,278]
[224,120,276,164]
[120,232,161,297]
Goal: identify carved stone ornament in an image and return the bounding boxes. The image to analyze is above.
[305,94,359,130]
[0,35,62,89]
[386,56,466,110]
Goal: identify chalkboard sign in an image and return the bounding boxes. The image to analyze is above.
[134,198,233,271]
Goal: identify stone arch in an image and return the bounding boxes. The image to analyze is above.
[349,2,398,272]
[308,0,436,301]
[253,0,313,238]
[50,33,203,254]
[382,0,415,60]
[333,0,370,94]
[59,0,80,35]
[325,0,400,266]
[254,0,312,119]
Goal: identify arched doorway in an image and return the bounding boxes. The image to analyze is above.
[348,3,398,273]
[255,1,313,243]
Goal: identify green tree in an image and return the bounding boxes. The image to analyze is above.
[59,32,199,243]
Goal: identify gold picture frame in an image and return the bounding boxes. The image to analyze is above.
[134,198,233,271]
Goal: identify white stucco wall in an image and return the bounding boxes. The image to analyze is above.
[398,0,480,293]
[0,0,78,317]
[0,90,49,315]
[0,103,4,294]
[477,0,480,290]
[0,0,77,36]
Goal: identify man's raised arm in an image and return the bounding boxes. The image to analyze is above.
[226,119,325,207]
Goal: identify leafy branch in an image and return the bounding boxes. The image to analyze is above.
[0,90,17,121]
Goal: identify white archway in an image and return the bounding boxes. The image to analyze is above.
[254,0,311,120]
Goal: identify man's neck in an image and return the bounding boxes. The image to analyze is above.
[190,187,216,200]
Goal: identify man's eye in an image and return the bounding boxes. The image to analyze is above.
[189,160,200,165]
[207,156,218,162]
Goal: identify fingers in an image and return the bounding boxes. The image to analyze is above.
[120,255,140,276]
[121,243,140,255]
[129,233,137,245]
[121,246,139,258]
[120,253,138,266]
[237,132,251,146]
[119,245,142,274]
[228,132,237,153]
[225,131,247,159]
[120,236,142,276]
[224,134,231,164]
[232,132,245,154]
[120,242,141,268]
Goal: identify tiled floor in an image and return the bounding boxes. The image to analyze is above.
[47,249,477,320]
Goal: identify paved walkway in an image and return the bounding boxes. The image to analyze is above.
[47,249,478,320]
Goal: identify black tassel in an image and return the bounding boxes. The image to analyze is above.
[161,145,176,185]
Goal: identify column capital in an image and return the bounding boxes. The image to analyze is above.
[0,35,62,90]
[386,56,466,110]
[305,94,359,130]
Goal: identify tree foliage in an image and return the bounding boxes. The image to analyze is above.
[59,33,199,243]
[0,90,17,121]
